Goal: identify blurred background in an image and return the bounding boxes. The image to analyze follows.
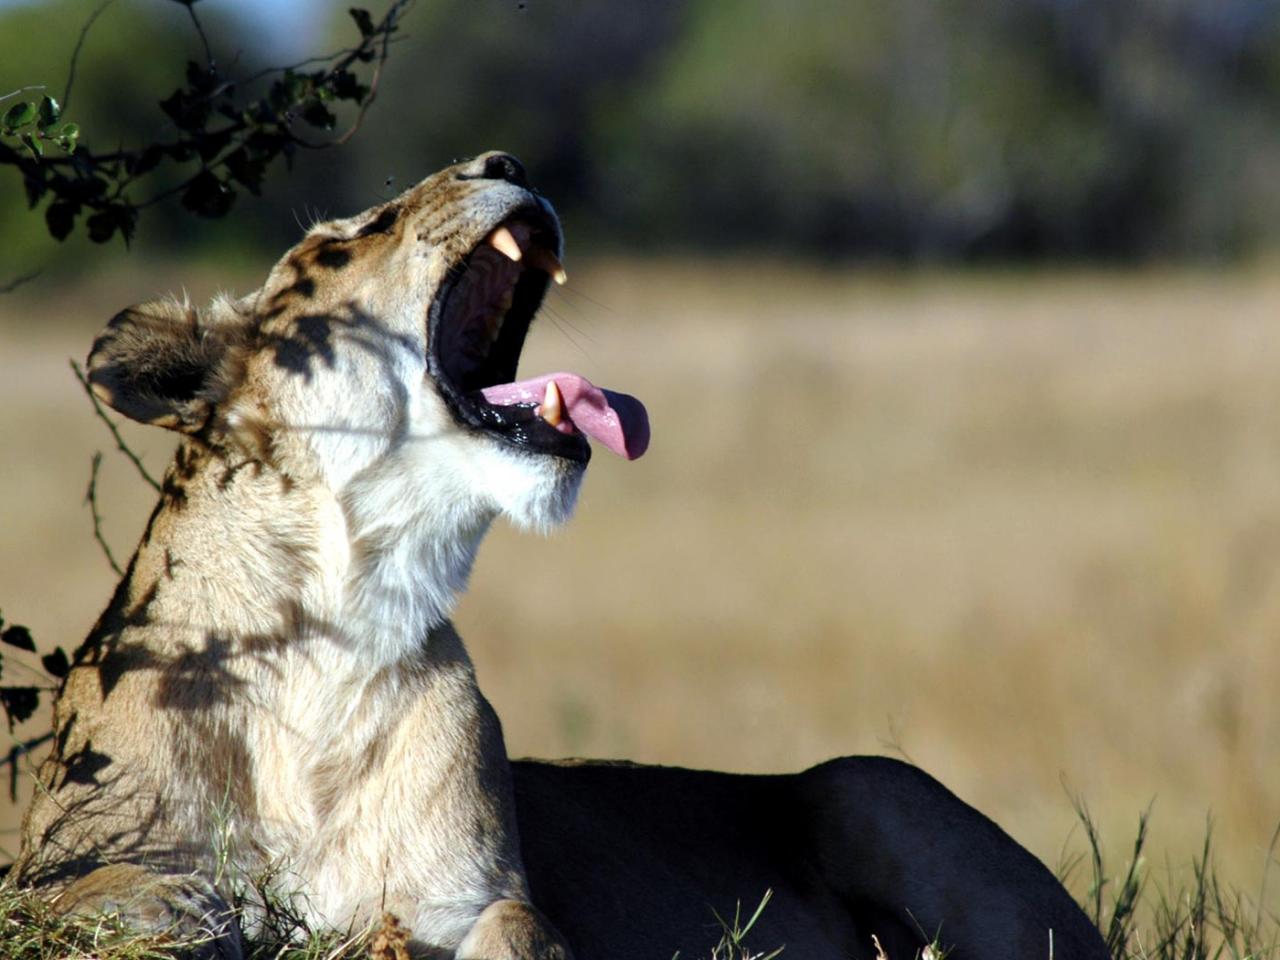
[2,0,1280,924]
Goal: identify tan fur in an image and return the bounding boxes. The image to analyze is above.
[16,154,1110,960]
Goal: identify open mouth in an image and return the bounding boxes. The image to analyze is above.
[427,209,649,463]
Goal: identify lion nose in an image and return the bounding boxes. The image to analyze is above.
[464,151,530,188]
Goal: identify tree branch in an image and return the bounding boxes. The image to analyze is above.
[85,452,124,577]
[62,0,116,111]
[0,269,42,295]
[184,1,214,71]
[70,359,161,492]
[4,732,53,803]
[4,0,414,244]
[0,85,46,104]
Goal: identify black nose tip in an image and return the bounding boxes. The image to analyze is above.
[466,152,529,188]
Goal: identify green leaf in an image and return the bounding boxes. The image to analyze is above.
[350,7,375,37]
[1,625,35,652]
[3,101,37,132]
[57,122,79,153]
[21,132,44,158]
[41,648,70,679]
[37,95,60,129]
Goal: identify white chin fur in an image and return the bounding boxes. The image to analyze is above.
[477,440,585,531]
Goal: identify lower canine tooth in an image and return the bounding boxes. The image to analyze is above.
[538,380,563,427]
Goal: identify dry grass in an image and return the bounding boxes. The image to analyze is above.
[1,259,1278,943]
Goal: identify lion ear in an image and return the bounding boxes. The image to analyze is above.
[86,300,225,433]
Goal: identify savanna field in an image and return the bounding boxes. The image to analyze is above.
[1,259,1278,952]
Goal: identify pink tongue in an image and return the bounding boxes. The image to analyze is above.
[480,372,649,460]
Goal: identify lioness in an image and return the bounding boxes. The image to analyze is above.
[14,153,1108,960]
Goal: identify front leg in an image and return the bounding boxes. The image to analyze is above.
[53,862,243,960]
[456,899,572,960]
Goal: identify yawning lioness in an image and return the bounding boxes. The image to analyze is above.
[14,153,1108,960]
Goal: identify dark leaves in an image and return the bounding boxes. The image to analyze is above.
[2,625,35,652]
[331,69,369,105]
[160,86,212,133]
[350,7,375,38]
[0,618,66,731]
[41,648,70,680]
[125,144,165,178]
[182,169,235,218]
[86,204,137,245]
[302,100,336,131]
[224,147,267,195]
[22,169,47,210]
[3,0,406,243]
[0,688,39,728]
[63,741,113,786]
[45,200,79,241]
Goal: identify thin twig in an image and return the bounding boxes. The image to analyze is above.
[286,0,416,150]
[70,359,161,492]
[62,0,115,111]
[0,85,46,104]
[85,452,124,577]
[328,2,411,147]
[4,731,54,804]
[0,269,41,295]
[185,1,214,70]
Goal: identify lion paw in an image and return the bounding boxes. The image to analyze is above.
[54,863,243,960]
[456,899,572,960]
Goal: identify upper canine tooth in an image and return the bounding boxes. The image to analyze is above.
[526,246,568,285]
[488,226,523,262]
[538,379,563,427]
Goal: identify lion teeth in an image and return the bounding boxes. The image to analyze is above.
[488,226,523,262]
[537,379,563,427]
[525,246,567,285]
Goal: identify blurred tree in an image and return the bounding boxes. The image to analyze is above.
[310,0,1280,261]
[0,0,410,752]
[0,0,410,278]
[6,0,1280,273]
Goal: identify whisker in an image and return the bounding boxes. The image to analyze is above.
[542,294,599,346]
[553,281,626,319]
[538,303,594,361]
